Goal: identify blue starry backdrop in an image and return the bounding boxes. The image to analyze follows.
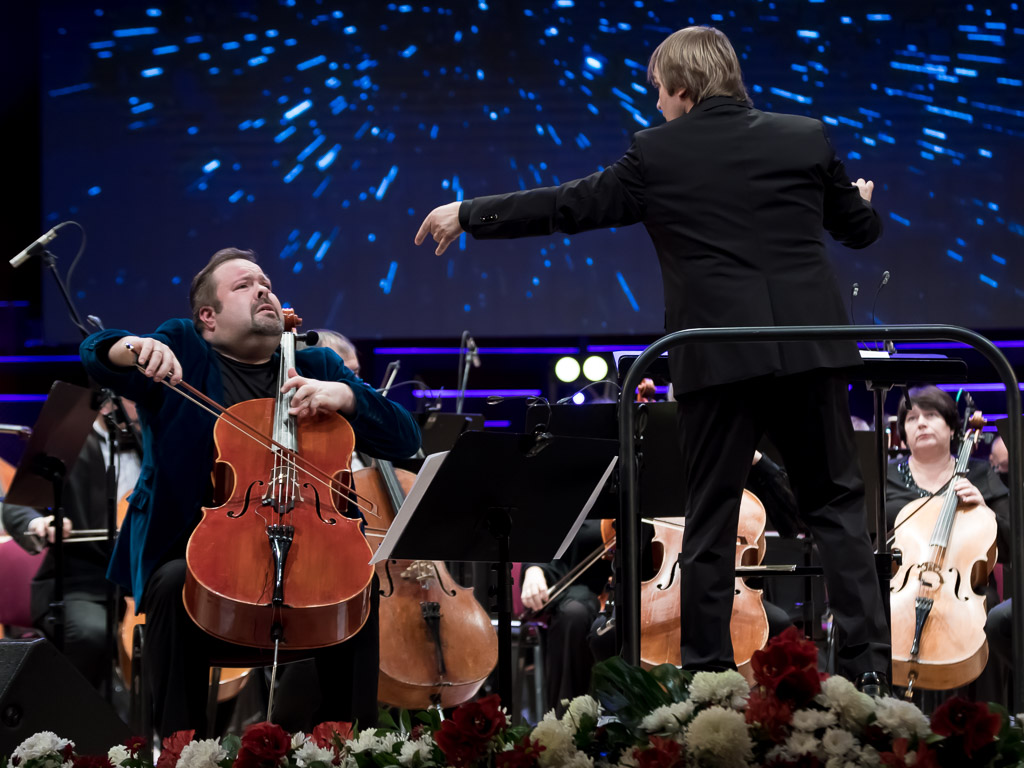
[41,0,1023,342]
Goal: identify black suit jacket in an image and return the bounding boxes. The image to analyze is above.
[460,96,882,394]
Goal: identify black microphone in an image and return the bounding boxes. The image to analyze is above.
[849,282,859,323]
[10,226,61,268]
[870,271,890,350]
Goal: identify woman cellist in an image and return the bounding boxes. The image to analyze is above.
[80,249,421,739]
[886,386,1010,702]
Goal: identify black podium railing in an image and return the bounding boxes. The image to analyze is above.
[616,324,1023,705]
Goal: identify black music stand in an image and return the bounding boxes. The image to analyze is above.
[4,381,101,651]
[372,430,618,708]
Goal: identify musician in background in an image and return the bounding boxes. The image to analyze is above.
[520,519,608,712]
[80,248,421,737]
[886,386,1009,556]
[0,401,141,690]
[886,385,1010,705]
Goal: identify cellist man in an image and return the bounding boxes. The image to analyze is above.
[80,248,421,738]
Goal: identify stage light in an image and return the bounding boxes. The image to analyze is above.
[555,356,581,382]
[582,355,608,382]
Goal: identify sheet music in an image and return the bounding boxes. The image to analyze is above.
[552,454,618,560]
[369,450,448,564]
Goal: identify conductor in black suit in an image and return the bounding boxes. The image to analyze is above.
[416,26,890,688]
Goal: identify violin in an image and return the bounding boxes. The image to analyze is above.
[182,309,375,649]
[355,456,498,709]
[639,489,769,676]
[890,410,997,694]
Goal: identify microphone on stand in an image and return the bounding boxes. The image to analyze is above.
[466,336,481,368]
[0,424,32,439]
[9,226,62,269]
[870,270,890,351]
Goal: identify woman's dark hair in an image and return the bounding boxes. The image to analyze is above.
[896,385,961,450]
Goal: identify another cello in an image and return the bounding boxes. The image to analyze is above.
[890,411,997,694]
[356,458,498,709]
[639,490,769,677]
[183,310,374,650]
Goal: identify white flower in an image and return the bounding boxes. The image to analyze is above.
[561,753,594,768]
[291,733,309,751]
[13,733,74,763]
[873,698,931,739]
[563,695,600,733]
[397,736,433,767]
[683,706,754,767]
[177,739,227,768]
[820,676,875,729]
[532,714,576,767]
[821,727,856,757]
[346,731,401,755]
[783,731,821,758]
[613,749,639,768]
[107,746,130,766]
[791,708,837,732]
[688,670,750,709]
[293,741,337,768]
[639,701,695,734]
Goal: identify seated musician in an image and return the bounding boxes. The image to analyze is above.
[886,385,1010,704]
[520,519,608,712]
[1,401,141,691]
[79,248,421,737]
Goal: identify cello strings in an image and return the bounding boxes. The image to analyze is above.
[139,367,380,520]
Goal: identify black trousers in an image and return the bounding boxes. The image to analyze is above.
[543,585,600,712]
[144,559,379,738]
[32,589,109,690]
[675,370,890,677]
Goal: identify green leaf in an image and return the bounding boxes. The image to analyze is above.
[648,664,693,702]
[400,709,413,734]
[377,708,398,731]
[221,734,241,759]
[590,656,672,729]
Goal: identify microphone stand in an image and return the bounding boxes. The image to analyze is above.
[455,332,475,415]
[36,244,126,703]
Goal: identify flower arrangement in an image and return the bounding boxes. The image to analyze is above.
[4,627,1023,768]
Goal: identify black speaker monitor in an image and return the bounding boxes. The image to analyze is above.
[0,639,131,755]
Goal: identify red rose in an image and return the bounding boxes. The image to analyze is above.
[62,744,76,763]
[749,627,821,706]
[435,694,507,767]
[156,730,195,768]
[72,756,113,768]
[434,727,488,768]
[236,722,292,768]
[123,738,148,758]
[635,736,683,768]
[310,721,353,750]
[745,688,794,743]
[495,737,545,768]
[930,697,1001,757]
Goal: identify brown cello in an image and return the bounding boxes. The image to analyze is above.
[639,489,769,678]
[890,410,997,694]
[183,309,374,650]
[356,458,498,709]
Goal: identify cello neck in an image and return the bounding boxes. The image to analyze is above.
[376,458,408,513]
[274,331,299,454]
[928,424,981,551]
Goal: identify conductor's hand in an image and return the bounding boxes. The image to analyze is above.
[27,515,73,545]
[855,178,874,202]
[110,336,183,385]
[282,368,356,417]
[953,478,985,508]
[415,202,463,256]
[520,566,551,612]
